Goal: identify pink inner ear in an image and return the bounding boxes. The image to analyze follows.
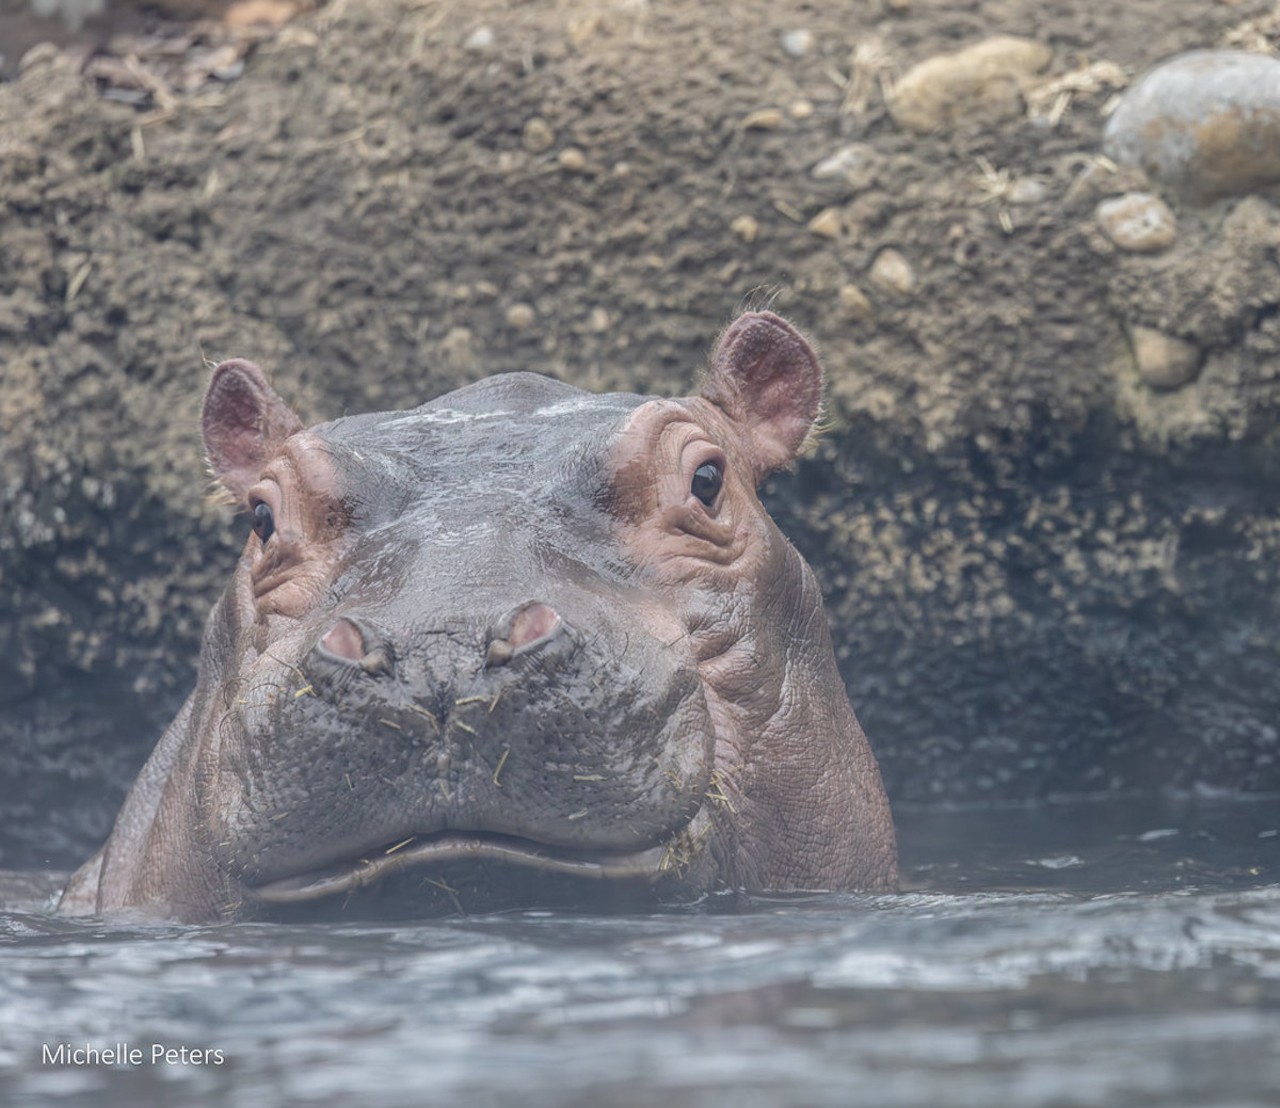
[704,311,824,477]
[203,359,303,504]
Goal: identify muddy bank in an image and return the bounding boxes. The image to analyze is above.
[2,0,1279,866]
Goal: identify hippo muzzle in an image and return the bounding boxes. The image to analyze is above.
[59,312,897,922]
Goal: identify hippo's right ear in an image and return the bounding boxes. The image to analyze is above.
[700,311,824,482]
[202,359,304,504]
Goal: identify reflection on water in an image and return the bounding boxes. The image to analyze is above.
[2,795,1278,1107]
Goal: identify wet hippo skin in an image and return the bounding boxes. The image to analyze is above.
[58,311,897,921]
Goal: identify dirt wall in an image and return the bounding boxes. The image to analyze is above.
[2,0,1278,866]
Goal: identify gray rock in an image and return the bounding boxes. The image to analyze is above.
[1102,50,1280,202]
[811,143,876,181]
[781,29,814,58]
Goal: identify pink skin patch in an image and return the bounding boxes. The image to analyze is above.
[321,618,365,662]
[506,602,561,649]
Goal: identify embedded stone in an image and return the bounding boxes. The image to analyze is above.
[888,35,1053,135]
[521,117,555,154]
[869,248,915,296]
[1129,325,1201,390]
[730,215,760,244]
[807,208,843,239]
[1095,192,1177,253]
[1102,50,1280,203]
[838,284,874,321]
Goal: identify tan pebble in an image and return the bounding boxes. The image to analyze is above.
[587,307,611,332]
[807,207,844,239]
[440,327,476,369]
[789,99,815,120]
[730,215,760,244]
[888,35,1053,134]
[1095,192,1177,253]
[19,42,63,74]
[869,248,916,295]
[506,303,536,330]
[839,284,874,321]
[743,108,785,131]
[521,117,555,154]
[1128,325,1201,389]
[558,147,587,173]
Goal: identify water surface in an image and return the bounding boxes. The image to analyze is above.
[3,795,1278,1107]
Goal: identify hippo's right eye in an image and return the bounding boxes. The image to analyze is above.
[251,501,275,544]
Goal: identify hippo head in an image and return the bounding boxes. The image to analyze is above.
[62,312,896,921]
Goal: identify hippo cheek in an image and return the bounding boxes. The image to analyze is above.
[206,617,720,910]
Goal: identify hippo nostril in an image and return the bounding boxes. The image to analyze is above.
[485,602,563,667]
[508,602,561,648]
[320,619,365,662]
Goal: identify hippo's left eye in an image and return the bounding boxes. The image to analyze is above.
[691,461,723,507]
[251,501,275,544]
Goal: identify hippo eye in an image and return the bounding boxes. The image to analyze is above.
[251,501,275,543]
[691,461,723,507]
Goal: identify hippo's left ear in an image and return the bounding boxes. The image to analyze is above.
[700,311,824,483]
[203,359,305,504]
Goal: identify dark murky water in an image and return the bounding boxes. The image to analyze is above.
[3,796,1278,1107]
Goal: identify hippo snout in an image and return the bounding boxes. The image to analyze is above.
[310,599,573,683]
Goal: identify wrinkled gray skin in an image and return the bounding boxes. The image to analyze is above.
[59,312,896,922]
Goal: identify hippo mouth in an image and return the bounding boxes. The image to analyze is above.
[246,830,673,905]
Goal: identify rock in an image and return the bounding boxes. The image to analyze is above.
[28,0,104,31]
[812,143,875,181]
[888,35,1053,135]
[464,26,495,52]
[1007,177,1049,206]
[521,117,555,154]
[742,107,785,131]
[838,284,874,322]
[869,248,916,295]
[788,99,815,120]
[505,303,536,330]
[730,215,760,244]
[19,42,63,75]
[807,207,843,239]
[781,29,814,58]
[557,147,587,173]
[1128,325,1201,389]
[1095,192,1177,253]
[1102,50,1280,203]
[440,326,477,370]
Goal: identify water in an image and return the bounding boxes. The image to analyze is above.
[3,796,1278,1107]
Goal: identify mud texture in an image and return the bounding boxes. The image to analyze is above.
[2,0,1279,867]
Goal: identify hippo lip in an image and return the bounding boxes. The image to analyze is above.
[246,831,671,905]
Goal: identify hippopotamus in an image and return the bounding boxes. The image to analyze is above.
[58,311,896,922]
